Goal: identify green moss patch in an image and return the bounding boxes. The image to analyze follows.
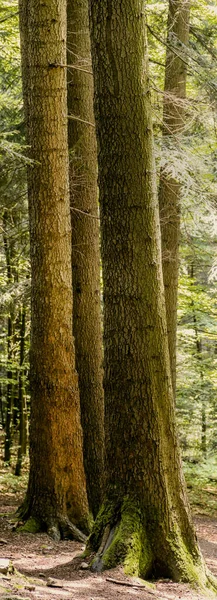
[18,516,41,534]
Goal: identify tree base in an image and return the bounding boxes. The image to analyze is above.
[17,503,87,543]
[90,499,152,577]
[88,497,217,592]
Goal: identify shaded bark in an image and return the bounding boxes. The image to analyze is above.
[18,0,89,537]
[159,0,190,394]
[67,0,104,518]
[87,0,213,588]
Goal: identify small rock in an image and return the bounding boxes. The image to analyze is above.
[0,539,8,545]
[25,586,35,591]
[46,577,63,588]
[80,561,89,570]
[42,545,53,554]
[38,572,45,577]
[0,558,10,574]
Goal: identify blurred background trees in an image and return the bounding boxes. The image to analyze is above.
[0,0,30,471]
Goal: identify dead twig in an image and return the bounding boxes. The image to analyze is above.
[106,577,156,595]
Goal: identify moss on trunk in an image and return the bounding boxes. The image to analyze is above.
[88,0,217,590]
[89,497,215,590]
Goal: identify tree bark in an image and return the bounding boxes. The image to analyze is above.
[67,0,104,518]
[159,0,190,394]
[87,0,213,588]
[18,0,89,537]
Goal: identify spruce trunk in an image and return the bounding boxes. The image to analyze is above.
[18,0,89,538]
[88,0,213,588]
[159,0,190,394]
[67,0,104,518]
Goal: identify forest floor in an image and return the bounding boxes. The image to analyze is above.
[1,464,217,600]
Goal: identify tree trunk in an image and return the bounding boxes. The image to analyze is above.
[18,0,89,538]
[0,383,4,429]
[159,0,190,394]
[4,312,13,464]
[67,0,104,518]
[3,210,15,464]
[190,264,207,460]
[87,0,212,588]
[15,306,27,476]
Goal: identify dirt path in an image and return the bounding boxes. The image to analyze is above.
[0,494,217,600]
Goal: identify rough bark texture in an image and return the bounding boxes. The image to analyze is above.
[87,0,213,589]
[67,0,104,518]
[159,0,190,394]
[18,0,89,537]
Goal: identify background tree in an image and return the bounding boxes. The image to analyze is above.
[0,1,30,469]
[88,0,212,587]
[18,0,89,538]
[146,0,217,462]
[67,0,104,518]
[158,0,190,394]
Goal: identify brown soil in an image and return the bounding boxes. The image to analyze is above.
[0,492,217,600]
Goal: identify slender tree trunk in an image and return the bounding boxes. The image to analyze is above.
[4,314,13,463]
[0,383,4,429]
[15,306,27,476]
[190,264,207,459]
[67,0,104,518]
[87,0,212,588]
[3,211,15,464]
[159,0,190,394]
[18,0,89,538]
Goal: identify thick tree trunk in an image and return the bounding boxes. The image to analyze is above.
[18,0,89,538]
[88,0,213,588]
[67,0,104,518]
[159,0,190,394]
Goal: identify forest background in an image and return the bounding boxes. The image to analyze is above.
[1,0,217,541]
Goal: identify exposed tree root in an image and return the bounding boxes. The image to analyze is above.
[17,515,87,542]
[16,502,87,543]
[58,516,87,543]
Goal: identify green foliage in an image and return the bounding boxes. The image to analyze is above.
[146,0,217,462]
[0,2,30,465]
[183,458,217,517]
[0,468,28,498]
